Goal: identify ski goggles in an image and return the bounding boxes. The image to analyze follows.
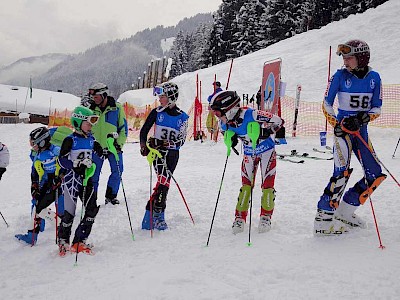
[336,44,369,57]
[72,113,99,125]
[153,86,166,97]
[87,115,99,125]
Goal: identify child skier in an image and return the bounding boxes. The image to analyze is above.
[210,90,284,234]
[15,127,63,245]
[314,39,386,235]
[139,82,189,230]
[57,106,102,255]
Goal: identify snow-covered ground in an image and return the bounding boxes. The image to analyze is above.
[0,124,400,299]
[1,1,400,299]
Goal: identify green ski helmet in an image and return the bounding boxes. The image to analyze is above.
[71,106,99,131]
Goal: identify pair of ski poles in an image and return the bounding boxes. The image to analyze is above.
[145,142,194,238]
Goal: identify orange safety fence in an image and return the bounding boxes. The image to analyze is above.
[48,85,400,141]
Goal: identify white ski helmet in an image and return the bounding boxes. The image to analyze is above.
[89,82,109,97]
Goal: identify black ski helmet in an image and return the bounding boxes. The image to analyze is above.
[29,127,51,149]
[210,90,241,120]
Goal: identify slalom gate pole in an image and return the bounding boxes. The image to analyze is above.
[0,210,9,227]
[355,146,385,249]
[107,137,135,241]
[392,136,400,158]
[206,154,229,247]
[226,59,234,90]
[74,164,96,266]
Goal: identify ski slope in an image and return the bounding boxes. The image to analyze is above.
[0,124,400,299]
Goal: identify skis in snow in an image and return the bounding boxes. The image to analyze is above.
[277,150,333,161]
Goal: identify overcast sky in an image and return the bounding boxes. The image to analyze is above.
[0,0,221,67]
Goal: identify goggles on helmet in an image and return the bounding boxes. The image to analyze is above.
[153,86,165,97]
[336,43,370,57]
[72,113,99,125]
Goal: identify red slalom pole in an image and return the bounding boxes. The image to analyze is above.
[356,148,385,249]
[226,59,234,90]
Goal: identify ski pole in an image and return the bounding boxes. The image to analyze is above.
[206,130,237,246]
[0,210,9,227]
[206,154,229,247]
[393,136,400,158]
[160,156,194,225]
[146,143,162,238]
[341,122,400,188]
[354,144,385,249]
[75,163,96,266]
[107,136,135,241]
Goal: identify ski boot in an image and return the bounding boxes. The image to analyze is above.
[70,241,94,255]
[141,210,168,230]
[15,227,40,245]
[105,198,120,205]
[258,215,272,233]
[153,211,168,230]
[314,209,349,236]
[335,201,366,228]
[58,239,70,257]
[232,218,245,235]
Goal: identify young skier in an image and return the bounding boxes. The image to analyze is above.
[15,127,63,245]
[314,39,386,235]
[139,82,189,230]
[0,142,10,181]
[210,90,284,234]
[57,106,102,255]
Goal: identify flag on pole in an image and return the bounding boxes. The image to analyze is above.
[29,77,33,98]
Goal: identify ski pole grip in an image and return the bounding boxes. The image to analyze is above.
[106,137,119,161]
[224,130,235,156]
[247,122,260,150]
[83,163,96,187]
[146,142,162,165]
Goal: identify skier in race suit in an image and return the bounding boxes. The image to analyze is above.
[57,106,103,255]
[15,127,63,245]
[139,82,189,231]
[314,39,387,236]
[210,90,284,234]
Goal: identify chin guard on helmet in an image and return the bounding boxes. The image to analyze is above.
[210,90,241,121]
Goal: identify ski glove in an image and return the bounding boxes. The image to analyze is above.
[357,112,370,126]
[231,134,238,148]
[93,142,108,160]
[334,124,346,137]
[107,133,122,153]
[73,158,93,175]
[342,116,360,132]
[140,144,149,156]
[148,137,169,150]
